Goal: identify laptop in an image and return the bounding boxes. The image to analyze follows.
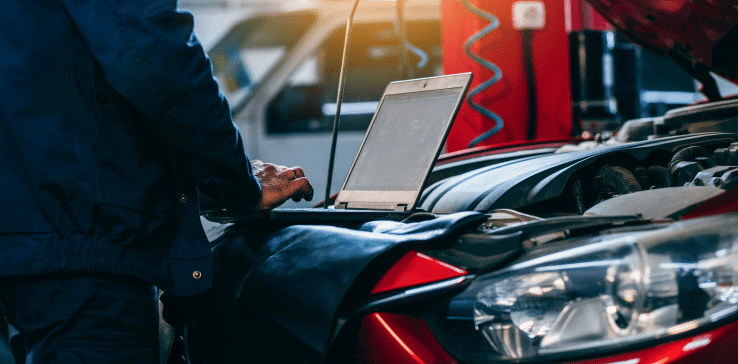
[208,72,473,225]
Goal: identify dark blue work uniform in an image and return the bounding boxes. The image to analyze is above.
[0,0,261,362]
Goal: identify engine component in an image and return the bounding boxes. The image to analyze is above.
[673,162,706,186]
[422,215,644,273]
[687,166,738,189]
[668,146,718,185]
[483,209,544,229]
[584,187,725,220]
[659,98,738,136]
[714,142,738,166]
[616,118,658,142]
[634,165,672,190]
[668,146,715,171]
[420,133,738,214]
[572,179,585,215]
[596,165,642,196]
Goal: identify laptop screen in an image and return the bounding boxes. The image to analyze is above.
[343,87,464,191]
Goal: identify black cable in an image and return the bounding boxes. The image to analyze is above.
[522,29,537,140]
[324,0,361,209]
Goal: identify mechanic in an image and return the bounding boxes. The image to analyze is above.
[0,1,313,363]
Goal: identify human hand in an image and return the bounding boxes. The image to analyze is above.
[251,160,314,211]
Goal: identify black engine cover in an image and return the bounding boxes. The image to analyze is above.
[419,133,738,213]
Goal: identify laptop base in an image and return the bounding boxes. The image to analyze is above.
[204,208,413,227]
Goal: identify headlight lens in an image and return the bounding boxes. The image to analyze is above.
[423,215,738,362]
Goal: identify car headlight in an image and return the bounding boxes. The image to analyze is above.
[422,214,738,362]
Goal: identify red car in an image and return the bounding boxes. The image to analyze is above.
[187,135,738,364]
[165,0,738,364]
[166,1,738,363]
[171,0,738,362]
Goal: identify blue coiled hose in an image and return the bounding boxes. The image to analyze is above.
[461,0,505,148]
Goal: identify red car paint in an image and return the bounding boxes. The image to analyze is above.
[585,0,738,78]
[370,251,467,295]
[357,313,458,364]
[571,320,738,364]
[567,1,614,32]
[357,312,738,364]
[680,187,738,220]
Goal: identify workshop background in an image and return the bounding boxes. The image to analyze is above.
[179,0,738,208]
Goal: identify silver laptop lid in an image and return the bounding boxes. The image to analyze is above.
[334,72,473,211]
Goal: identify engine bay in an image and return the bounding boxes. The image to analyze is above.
[421,98,738,219]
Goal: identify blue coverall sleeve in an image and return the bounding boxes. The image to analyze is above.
[59,0,261,212]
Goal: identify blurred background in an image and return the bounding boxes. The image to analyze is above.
[180,0,738,207]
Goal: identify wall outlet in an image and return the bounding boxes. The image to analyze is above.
[512,1,546,30]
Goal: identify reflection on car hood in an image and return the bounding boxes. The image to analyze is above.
[585,0,738,81]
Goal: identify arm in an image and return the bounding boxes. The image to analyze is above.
[60,0,311,211]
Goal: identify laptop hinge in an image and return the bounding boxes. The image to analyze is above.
[336,202,349,210]
[394,204,408,212]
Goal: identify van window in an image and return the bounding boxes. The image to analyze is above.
[209,13,317,108]
[266,20,442,134]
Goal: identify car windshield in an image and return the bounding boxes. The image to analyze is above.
[208,12,317,107]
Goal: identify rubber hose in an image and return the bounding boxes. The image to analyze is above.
[600,165,642,195]
[572,179,585,215]
[667,146,712,174]
[635,165,673,189]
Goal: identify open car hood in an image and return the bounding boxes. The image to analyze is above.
[585,0,738,84]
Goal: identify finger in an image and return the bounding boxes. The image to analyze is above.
[271,167,293,181]
[292,167,305,179]
[287,178,314,202]
[302,178,314,201]
[290,168,311,199]
[284,179,306,201]
[291,177,303,201]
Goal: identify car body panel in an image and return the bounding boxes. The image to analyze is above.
[354,312,738,364]
[585,0,738,81]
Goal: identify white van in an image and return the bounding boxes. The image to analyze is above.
[204,0,443,206]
